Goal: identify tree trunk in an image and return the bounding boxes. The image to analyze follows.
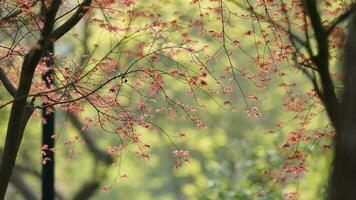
[0,64,36,199]
[329,12,356,200]
[41,42,56,200]
[42,108,55,200]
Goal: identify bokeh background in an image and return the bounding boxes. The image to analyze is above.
[0,0,334,199]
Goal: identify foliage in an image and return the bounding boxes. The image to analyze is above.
[0,0,354,199]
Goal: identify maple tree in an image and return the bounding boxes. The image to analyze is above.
[230,1,356,199]
[0,0,356,199]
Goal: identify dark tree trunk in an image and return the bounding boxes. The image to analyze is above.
[42,110,55,200]
[329,11,356,200]
[42,108,55,200]
[41,43,55,200]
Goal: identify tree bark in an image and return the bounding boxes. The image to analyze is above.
[329,11,356,200]
[42,107,55,200]
[41,41,56,200]
[0,59,39,199]
[303,0,342,130]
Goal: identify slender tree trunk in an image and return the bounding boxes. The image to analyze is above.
[42,108,55,200]
[0,57,37,199]
[329,12,356,200]
[41,43,56,200]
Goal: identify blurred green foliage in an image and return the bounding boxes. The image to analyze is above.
[0,0,334,199]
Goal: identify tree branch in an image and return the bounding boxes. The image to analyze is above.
[303,0,341,130]
[0,10,22,21]
[0,148,37,200]
[10,172,37,200]
[228,0,311,52]
[70,20,112,199]
[0,0,39,21]
[68,114,113,164]
[327,4,356,36]
[0,67,17,97]
[73,181,101,200]
[51,0,92,41]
